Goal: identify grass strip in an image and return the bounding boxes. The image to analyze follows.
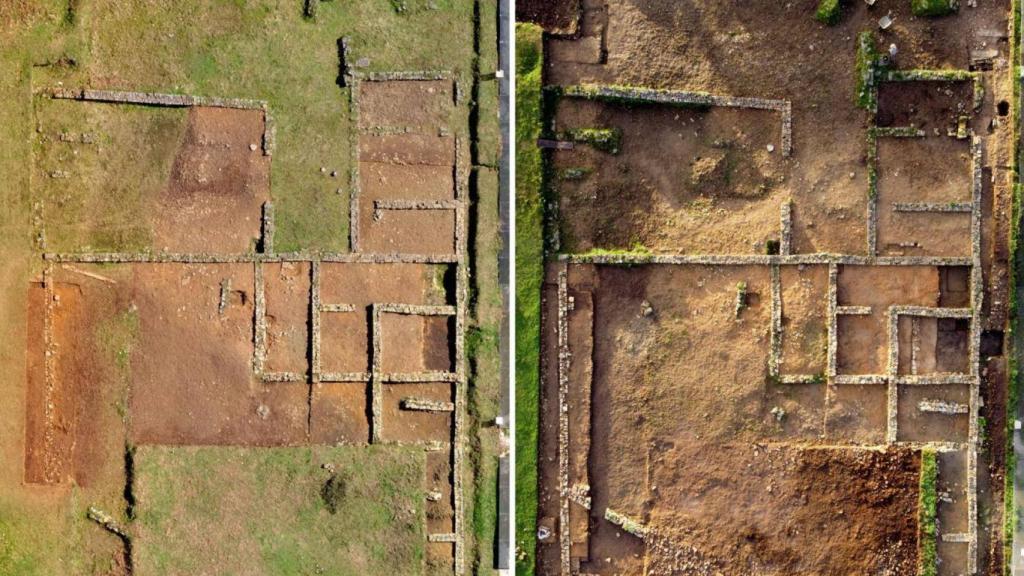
[514,22,543,576]
[919,449,938,576]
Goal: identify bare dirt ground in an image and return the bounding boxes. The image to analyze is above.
[537,264,924,574]
[154,106,270,253]
[263,261,311,375]
[130,263,308,446]
[24,268,130,486]
[358,135,458,255]
[553,98,785,254]
[517,0,580,35]
[381,382,454,443]
[358,80,453,131]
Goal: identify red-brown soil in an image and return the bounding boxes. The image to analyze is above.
[877,80,974,129]
[360,134,455,166]
[361,163,455,201]
[380,313,452,373]
[876,134,973,258]
[24,267,130,486]
[319,263,449,375]
[534,1,1015,573]
[358,133,458,255]
[263,261,311,375]
[536,263,927,574]
[154,106,269,253]
[836,265,940,375]
[321,311,370,374]
[129,263,307,445]
[544,0,1008,256]
[310,382,370,444]
[779,264,828,376]
[380,382,453,443]
[358,80,453,131]
[897,384,968,443]
[630,443,920,575]
[362,209,456,255]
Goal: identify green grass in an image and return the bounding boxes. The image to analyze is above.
[1006,1,1022,573]
[855,31,880,110]
[919,449,938,576]
[465,171,503,576]
[577,243,653,259]
[911,0,958,17]
[33,99,187,252]
[815,0,843,25]
[132,445,425,576]
[32,0,477,252]
[515,22,543,576]
[564,127,621,154]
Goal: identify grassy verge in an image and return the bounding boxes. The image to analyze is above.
[919,449,938,576]
[515,22,543,576]
[467,165,503,574]
[1006,0,1022,573]
[133,446,425,575]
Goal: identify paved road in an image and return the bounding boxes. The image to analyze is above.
[496,0,511,570]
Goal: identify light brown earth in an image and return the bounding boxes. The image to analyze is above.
[154,106,270,253]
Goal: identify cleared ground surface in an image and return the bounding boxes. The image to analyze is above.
[524,1,1017,574]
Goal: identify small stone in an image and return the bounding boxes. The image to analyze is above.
[640,300,654,317]
[330,170,338,178]
[249,143,258,151]
[766,144,775,153]
[320,167,327,173]
[770,406,786,422]
[256,404,270,420]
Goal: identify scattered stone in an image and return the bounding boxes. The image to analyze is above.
[640,300,654,317]
[256,404,270,419]
[770,406,786,422]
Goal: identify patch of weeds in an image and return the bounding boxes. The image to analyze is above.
[866,128,879,199]
[390,0,451,14]
[734,281,748,318]
[911,0,958,17]
[919,449,938,576]
[564,127,621,154]
[579,242,653,259]
[855,31,884,110]
[815,0,844,25]
[320,473,349,515]
[560,167,591,181]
